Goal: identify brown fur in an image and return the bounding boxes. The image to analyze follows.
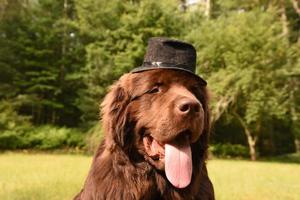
[75,69,214,200]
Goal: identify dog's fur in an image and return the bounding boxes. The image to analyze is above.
[75,69,214,200]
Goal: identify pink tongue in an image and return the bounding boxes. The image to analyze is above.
[165,138,192,188]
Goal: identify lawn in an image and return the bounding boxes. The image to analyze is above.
[0,153,299,200]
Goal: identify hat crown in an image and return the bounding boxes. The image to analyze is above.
[131,37,206,85]
[142,37,196,73]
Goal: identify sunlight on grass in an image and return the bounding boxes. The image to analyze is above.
[0,153,92,200]
[208,159,300,200]
[0,153,299,200]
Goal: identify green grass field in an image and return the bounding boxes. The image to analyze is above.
[0,153,299,200]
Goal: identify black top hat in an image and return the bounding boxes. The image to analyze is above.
[131,37,207,85]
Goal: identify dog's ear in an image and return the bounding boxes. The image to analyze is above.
[101,74,132,147]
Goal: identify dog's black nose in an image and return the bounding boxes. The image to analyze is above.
[177,98,201,115]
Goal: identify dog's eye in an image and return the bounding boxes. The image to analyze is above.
[148,87,160,94]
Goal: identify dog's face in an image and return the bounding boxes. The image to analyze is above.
[101,69,209,189]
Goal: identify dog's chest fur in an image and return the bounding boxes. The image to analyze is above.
[78,146,212,200]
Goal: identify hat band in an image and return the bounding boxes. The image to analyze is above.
[143,61,192,69]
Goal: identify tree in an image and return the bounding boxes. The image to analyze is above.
[75,0,183,124]
[0,0,85,126]
[187,9,299,160]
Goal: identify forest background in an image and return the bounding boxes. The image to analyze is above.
[1,0,300,160]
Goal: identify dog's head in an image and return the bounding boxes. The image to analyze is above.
[101,69,209,189]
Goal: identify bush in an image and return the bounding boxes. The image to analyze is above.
[0,100,33,149]
[0,126,85,150]
[0,131,25,149]
[210,143,249,158]
[0,100,32,132]
[85,123,103,153]
[29,126,86,150]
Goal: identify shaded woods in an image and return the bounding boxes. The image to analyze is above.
[0,0,299,160]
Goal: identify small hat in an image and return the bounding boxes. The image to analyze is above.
[131,37,207,85]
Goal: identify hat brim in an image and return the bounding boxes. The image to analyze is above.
[131,66,207,86]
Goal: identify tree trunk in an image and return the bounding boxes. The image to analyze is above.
[212,95,235,123]
[290,0,300,17]
[233,111,257,161]
[179,0,187,12]
[289,76,299,152]
[295,139,300,152]
[289,0,300,44]
[205,0,211,18]
[61,0,68,82]
[246,129,257,161]
[0,0,7,20]
[279,0,289,37]
[52,110,56,124]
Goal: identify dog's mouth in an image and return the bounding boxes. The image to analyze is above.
[143,131,193,189]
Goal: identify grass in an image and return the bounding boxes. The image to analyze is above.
[0,153,299,200]
[0,152,91,200]
[208,158,300,200]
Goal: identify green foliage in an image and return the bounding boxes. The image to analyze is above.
[0,125,85,150]
[84,123,104,153]
[0,100,31,132]
[0,132,24,149]
[210,143,249,158]
[0,0,85,126]
[0,0,299,156]
[0,100,32,150]
[186,8,299,157]
[76,0,184,123]
[27,126,85,150]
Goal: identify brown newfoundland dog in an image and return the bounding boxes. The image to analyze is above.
[74,69,214,200]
